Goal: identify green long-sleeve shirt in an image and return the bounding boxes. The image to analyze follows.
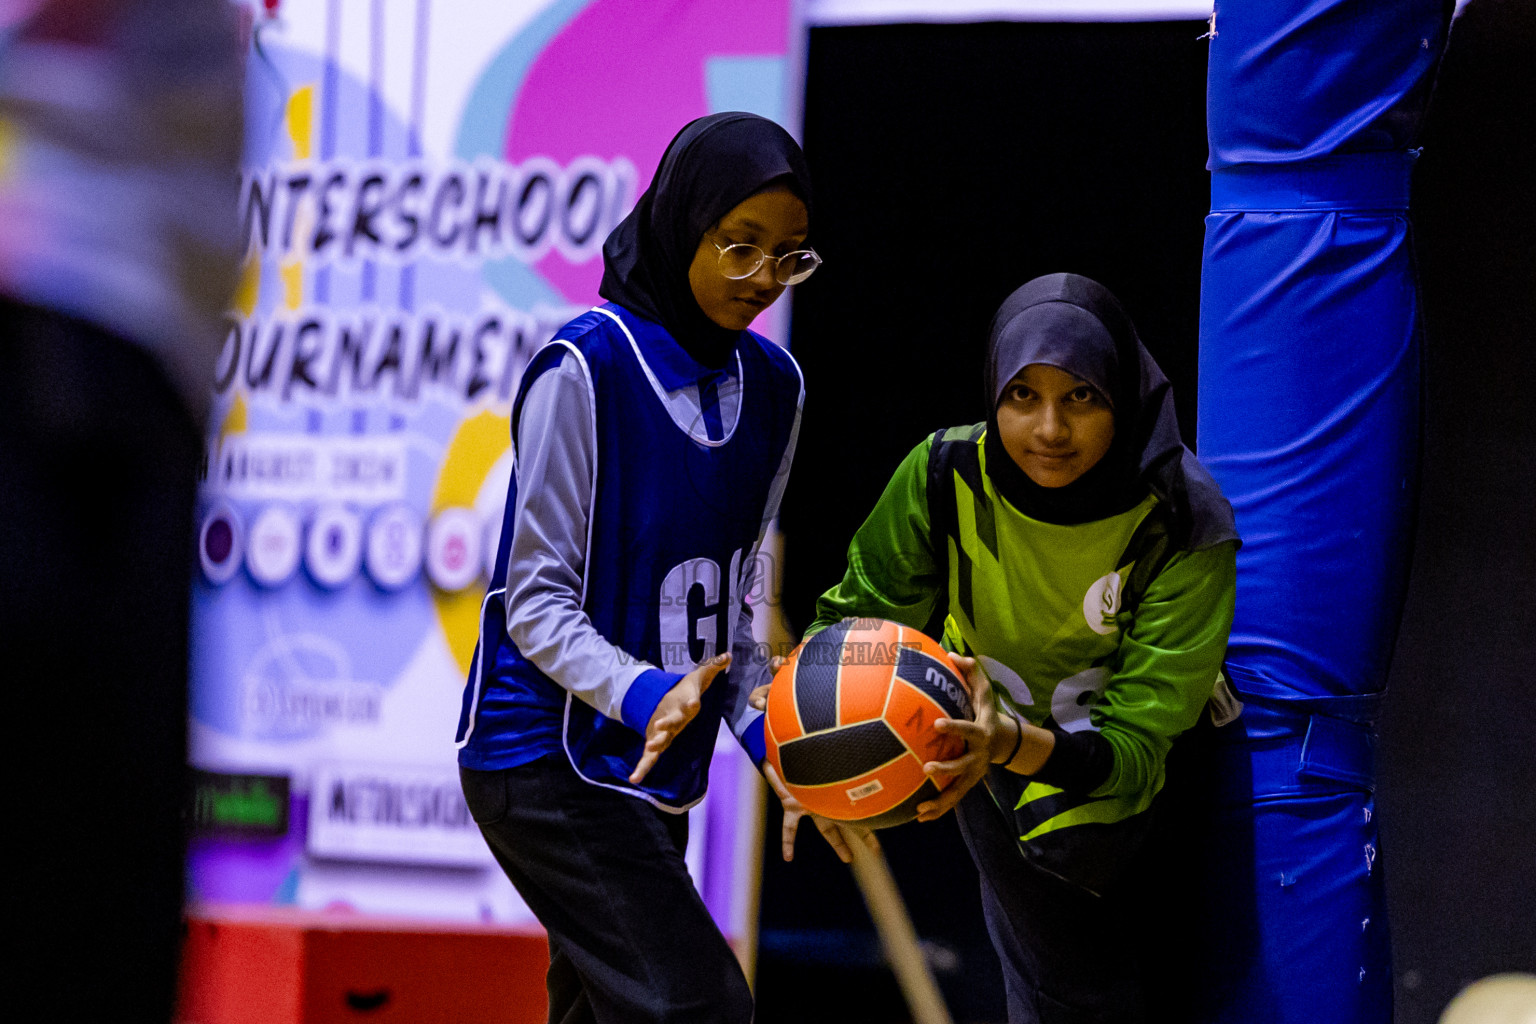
[811,428,1235,887]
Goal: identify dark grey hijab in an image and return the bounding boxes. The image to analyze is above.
[983,273,1237,550]
[598,112,813,369]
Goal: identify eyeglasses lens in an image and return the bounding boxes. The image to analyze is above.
[717,244,763,280]
[716,243,820,285]
[776,251,820,286]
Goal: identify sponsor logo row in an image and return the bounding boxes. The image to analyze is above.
[192,765,491,868]
[200,501,498,592]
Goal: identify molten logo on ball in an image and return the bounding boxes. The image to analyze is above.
[764,618,970,829]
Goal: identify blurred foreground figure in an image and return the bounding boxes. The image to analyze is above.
[0,1,242,1020]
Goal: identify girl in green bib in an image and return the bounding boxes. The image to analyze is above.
[799,273,1239,1022]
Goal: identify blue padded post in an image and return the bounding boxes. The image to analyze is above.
[1193,2,1448,1021]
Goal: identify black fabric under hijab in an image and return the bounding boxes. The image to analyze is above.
[982,273,1238,550]
[598,112,813,369]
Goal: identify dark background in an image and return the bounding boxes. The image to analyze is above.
[756,4,1535,1022]
[1377,0,1536,1019]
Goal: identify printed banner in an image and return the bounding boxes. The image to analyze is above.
[191,0,792,939]
[803,0,1213,25]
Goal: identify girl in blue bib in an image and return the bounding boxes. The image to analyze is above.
[457,113,819,1024]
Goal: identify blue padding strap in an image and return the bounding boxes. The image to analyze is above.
[1227,679,1384,725]
[1210,151,1417,212]
[1298,713,1377,791]
[1213,699,1378,801]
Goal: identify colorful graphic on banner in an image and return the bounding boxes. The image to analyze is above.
[191,0,790,935]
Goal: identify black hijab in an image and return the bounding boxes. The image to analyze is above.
[982,273,1238,550]
[598,112,813,369]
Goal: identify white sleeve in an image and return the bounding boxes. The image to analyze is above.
[502,348,659,723]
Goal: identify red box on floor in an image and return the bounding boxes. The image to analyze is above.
[177,905,549,1024]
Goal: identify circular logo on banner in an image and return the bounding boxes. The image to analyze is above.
[305,504,364,589]
[1082,572,1124,636]
[425,507,483,593]
[366,503,424,591]
[247,505,303,587]
[200,503,244,585]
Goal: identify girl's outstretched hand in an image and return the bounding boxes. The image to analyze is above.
[630,652,731,785]
[761,760,879,865]
[753,651,879,862]
[914,655,1006,822]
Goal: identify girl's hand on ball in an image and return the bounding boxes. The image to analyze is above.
[748,656,788,712]
[818,818,879,864]
[762,761,825,861]
[630,653,730,785]
[915,655,998,822]
[761,761,878,864]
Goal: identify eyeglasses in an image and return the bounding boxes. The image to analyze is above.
[714,243,822,285]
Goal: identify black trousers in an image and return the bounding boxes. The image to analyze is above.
[461,755,753,1024]
[955,781,1146,1024]
[954,739,1216,1024]
[1,300,199,1023]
